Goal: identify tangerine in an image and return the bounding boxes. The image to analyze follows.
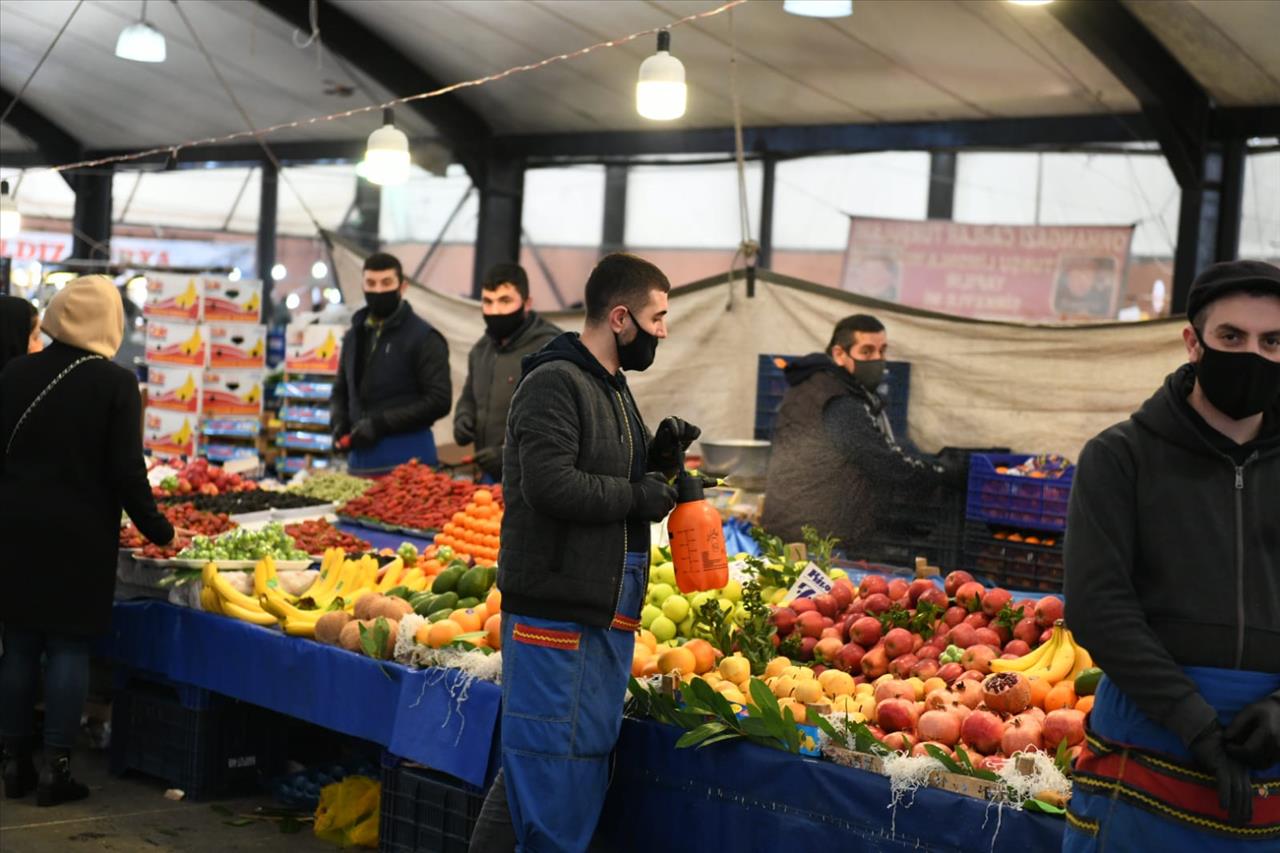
[631,644,652,677]
[1074,694,1095,715]
[414,623,433,646]
[636,629,658,653]
[1044,680,1077,711]
[475,490,494,506]
[485,613,502,650]
[683,639,718,675]
[640,658,660,677]
[657,646,697,676]
[1028,676,1052,709]
[450,608,484,633]
[486,587,502,614]
[426,620,462,648]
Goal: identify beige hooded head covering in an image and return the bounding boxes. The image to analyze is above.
[41,274,125,358]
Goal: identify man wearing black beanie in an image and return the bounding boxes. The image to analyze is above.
[1062,260,1280,850]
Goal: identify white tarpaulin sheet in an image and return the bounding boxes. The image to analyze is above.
[327,233,1186,461]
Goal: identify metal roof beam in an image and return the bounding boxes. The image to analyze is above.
[0,86,81,188]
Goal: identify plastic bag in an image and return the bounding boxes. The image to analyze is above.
[313,775,380,848]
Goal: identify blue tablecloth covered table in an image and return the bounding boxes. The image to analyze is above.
[333,521,435,555]
[596,718,1064,852]
[105,600,500,787]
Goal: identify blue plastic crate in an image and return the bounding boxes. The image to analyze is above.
[965,454,1074,533]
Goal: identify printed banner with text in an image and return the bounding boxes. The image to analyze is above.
[841,217,1134,321]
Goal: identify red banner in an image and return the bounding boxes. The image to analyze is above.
[841,218,1134,321]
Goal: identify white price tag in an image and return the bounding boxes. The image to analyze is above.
[785,562,834,600]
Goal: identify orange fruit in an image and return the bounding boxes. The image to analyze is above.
[484,613,502,650]
[414,623,434,646]
[471,604,489,623]
[640,658,660,677]
[1044,680,1077,711]
[657,646,697,676]
[636,629,657,653]
[631,644,652,677]
[1027,676,1052,709]
[427,620,462,648]
[450,608,484,633]
[486,588,502,614]
[475,490,494,506]
[1075,694,1095,715]
[683,639,718,675]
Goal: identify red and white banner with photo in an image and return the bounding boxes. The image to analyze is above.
[840,217,1134,322]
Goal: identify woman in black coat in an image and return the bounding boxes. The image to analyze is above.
[0,295,41,370]
[0,276,175,806]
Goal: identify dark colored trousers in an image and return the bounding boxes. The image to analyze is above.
[0,625,92,752]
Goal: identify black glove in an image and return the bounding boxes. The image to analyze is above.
[1225,694,1280,770]
[454,413,475,446]
[939,453,969,490]
[350,418,379,449]
[474,446,502,474]
[630,474,677,522]
[648,416,701,478]
[1189,723,1253,825]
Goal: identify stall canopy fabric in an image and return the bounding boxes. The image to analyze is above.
[327,233,1186,462]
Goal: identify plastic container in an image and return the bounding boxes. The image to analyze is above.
[965,454,1074,533]
[961,521,1065,592]
[379,754,485,853]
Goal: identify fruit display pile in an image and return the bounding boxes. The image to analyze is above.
[431,489,502,566]
[285,471,374,504]
[284,519,371,556]
[337,460,502,533]
[151,458,256,497]
[121,503,237,557]
[160,490,330,515]
[178,522,311,561]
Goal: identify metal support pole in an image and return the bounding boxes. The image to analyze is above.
[257,160,279,322]
[1171,148,1223,314]
[472,154,525,298]
[1215,138,1246,263]
[601,163,628,256]
[758,155,776,269]
[926,151,956,221]
[70,166,113,260]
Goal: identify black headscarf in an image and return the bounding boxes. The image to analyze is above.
[0,295,37,371]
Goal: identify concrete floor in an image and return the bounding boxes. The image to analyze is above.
[0,749,333,853]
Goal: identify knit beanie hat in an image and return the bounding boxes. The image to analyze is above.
[41,274,125,357]
[1186,259,1280,322]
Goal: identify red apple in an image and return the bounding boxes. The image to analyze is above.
[945,570,975,598]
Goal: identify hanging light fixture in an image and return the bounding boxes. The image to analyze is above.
[636,31,687,121]
[783,0,854,17]
[115,0,167,63]
[311,260,328,280]
[0,180,21,239]
[1007,0,1054,5]
[357,108,411,186]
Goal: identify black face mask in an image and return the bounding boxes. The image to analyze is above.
[851,358,886,392]
[615,309,659,372]
[1193,329,1280,420]
[484,309,525,341]
[364,289,401,319]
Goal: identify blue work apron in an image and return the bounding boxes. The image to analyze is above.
[347,427,437,475]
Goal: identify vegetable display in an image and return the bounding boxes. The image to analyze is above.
[151,458,256,497]
[284,519,371,556]
[121,503,237,558]
[338,460,502,533]
[160,490,329,515]
[178,522,310,561]
[286,471,374,504]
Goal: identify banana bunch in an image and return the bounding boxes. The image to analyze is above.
[990,620,1093,684]
[200,559,278,626]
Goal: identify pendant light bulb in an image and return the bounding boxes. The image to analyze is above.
[636,31,687,121]
[115,0,166,62]
[783,0,854,17]
[0,180,21,239]
[358,108,411,186]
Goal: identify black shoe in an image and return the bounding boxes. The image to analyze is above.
[2,754,37,799]
[36,754,89,807]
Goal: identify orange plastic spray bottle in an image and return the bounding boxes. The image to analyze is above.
[669,468,729,593]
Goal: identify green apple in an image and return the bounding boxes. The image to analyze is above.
[651,563,677,587]
[647,582,675,606]
[687,592,711,615]
[650,615,677,643]
[732,603,749,625]
[650,544,665,566]
[640,604,663,630]
[720,581,742,602]
[678,615,694,638]
[661,595,690,624]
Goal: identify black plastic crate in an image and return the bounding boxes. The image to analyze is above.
[379,754,485,853]
[962,521,1065,592]
[110,680,285,799]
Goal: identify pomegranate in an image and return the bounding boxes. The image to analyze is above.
[943,606,968,627]
[814,636,843,663]
[1035,596,1065,629]
[917,587,949,610]
[974,627,1003,648]
[861,645,889,678]
[874,679,918,704]
[960,644,999,674]
[862,593,892,615]
[944,570,974,598]
[1040,628,1054,645]
[884,628,914,659]
[822,616,835,629]
[937,662,964,684]
[982,672,1032,715]
[859,575,889,598]
[831,579,856,610]
[798,636,818,660]
[964,612,991,630]
[866,724,886,740]
[791,598,817,614]
[1003,640,1031,658]
[960,709,1006,755]
[981,588,1012,616]
[912,741,952,759]
[889,654,920,679]
[954,679,985,709]
[876,698,920,733]
[812,593,840,619]
[833,642,866,673]
[849,616,882,647]
[925,689,956,711]
[888,579,910,601]
[882,731,914,753]
[918,710,962,746]
[907,578,936,606]
[1016,599,1036,616]
[1018,707,1046,724]
[1042,709,1086,750]
[771,607,797,636]
[954,581,986,610]
[911,658,940,680]
[948,624,979,649]
[1013,617,1041,646]
[1001,716,1044,755]
[797,611,826,639]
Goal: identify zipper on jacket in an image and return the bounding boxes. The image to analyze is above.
[1232,453,1258,670]
[612,387,633,617]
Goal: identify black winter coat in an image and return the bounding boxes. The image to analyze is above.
[331,301,451,441]
[1065,365,1280,748]
[0,343,173,636]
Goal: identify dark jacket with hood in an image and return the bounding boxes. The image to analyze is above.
[498,333,652,627]
[453,312,561,479]
[331,300,451,441]
[1064,364,1280,749]
[0,295,35,372]
[762,354,956,550]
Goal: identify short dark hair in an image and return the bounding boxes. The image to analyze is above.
[482,263,529,300]
[1191,283,1277,333]
[363,252,403,282]
[584,253,670,323]
[827,314,885,354]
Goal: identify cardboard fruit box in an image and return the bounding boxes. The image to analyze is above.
[144,408,197,458]
[145,320,205,367]
[143,273,202,321]
[202,369,265,417]
[146,365,202,414]
[284,323,344,375]
[203,277,262,323]
[206,323,267,369]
